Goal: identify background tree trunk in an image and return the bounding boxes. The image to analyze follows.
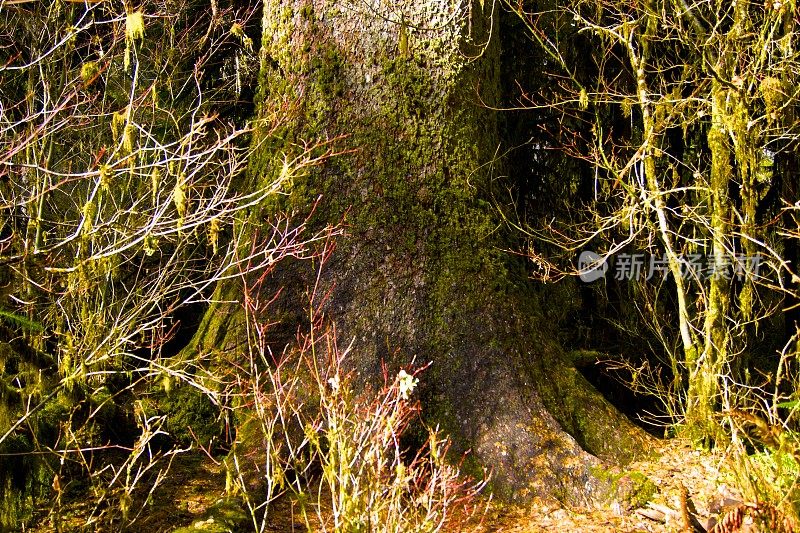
[190,0,652,504]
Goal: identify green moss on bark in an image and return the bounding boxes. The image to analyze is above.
[531,348,652,465]
[182,0,652,505]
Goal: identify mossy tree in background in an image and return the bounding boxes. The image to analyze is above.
[0,0,327,528]
[507,0,800,445]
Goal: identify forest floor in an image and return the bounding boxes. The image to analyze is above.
[29,437,749,532]
[468,437,746,532]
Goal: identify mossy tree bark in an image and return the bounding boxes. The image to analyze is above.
[191,0,652,504]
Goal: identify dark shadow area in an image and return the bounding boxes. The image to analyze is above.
[578,362,667,438]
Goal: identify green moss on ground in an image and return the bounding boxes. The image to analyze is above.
[591,466,657,510]
[172,497,249,533]
[159,385,223,448]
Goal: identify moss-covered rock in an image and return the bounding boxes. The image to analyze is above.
[160,385,223,448]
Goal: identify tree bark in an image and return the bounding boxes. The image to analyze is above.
[191,0,653,504]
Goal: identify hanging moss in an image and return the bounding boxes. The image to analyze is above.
[760,76,787,114]
[0,432,54,531]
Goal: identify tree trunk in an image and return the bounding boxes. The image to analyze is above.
[190,0,652,504]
